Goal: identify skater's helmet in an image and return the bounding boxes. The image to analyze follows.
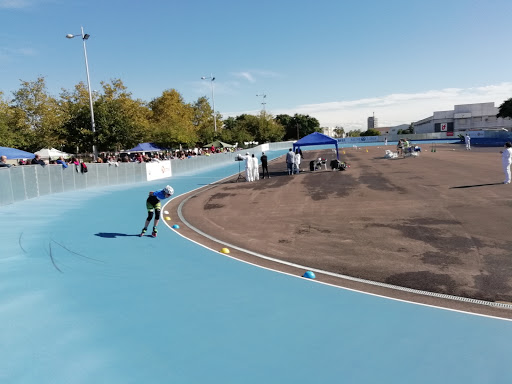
[164,185,174,196]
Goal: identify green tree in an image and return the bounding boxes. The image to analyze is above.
[219,116,238,144]
[192,96,216,145]
[149,89,196,148]
[58,82,96,154]
[274,114,292,134]
[60,108,94,154]
[347,129,361,137]
[222,114,253,146]
[333,126,345,138]
[361,128,381,136]
[59,79,151,154]
[94,79,149,152]
[235,114,259,139]
[222,116,237,131]
[10,77,64,151]
[397,124,414,135]
[497,97,512,119]
[275,113,320,140]
[0,92,16,147]
[255,111,285,143]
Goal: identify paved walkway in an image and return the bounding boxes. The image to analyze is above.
[168,144,512,318]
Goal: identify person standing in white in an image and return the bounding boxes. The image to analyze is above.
[465,134,471,150]
[500,142,512,184]
[251,154,259,181]
[294,149,301,174]
[243,152,253,182]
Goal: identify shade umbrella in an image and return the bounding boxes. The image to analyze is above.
[0,146,35,159]
[34,148,71,160]
[203,140,236,149]
[125,143,163,153]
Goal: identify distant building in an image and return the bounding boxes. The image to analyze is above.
[322,127,335,137]
[375,124,409,135]
[413,102,512,134]
[323,127,347,138]
[367,115,378,130]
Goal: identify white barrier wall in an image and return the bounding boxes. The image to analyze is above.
[0,141,294,207]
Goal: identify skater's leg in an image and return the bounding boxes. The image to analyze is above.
[152,208,162,236]
[141,210,154,235]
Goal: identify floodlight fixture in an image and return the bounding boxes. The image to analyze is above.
[66,26,97,159]
[201,74,217,132]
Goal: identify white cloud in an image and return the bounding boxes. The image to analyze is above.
[194,70,280,99]
[232,72,256,83]
[231,70,279,83]
[0,0,57,9]
[15,47,36,56]
[0,0,32,8]
[274,83,512,130]
[194,79,242,99]
[0,46,37,61]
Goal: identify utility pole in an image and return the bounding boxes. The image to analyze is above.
[256,93,267,111]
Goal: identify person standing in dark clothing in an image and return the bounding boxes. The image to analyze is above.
[260,152,270,179]
[286,148,295,175]
[31,154,46,166]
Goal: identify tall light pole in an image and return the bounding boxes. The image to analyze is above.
[256,93,267,111]
[201,74,217,132]
[66,26,97,160]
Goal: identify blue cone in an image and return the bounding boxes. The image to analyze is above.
[302,271,316,279]
[172,224,180,229]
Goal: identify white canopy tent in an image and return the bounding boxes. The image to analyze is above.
[34,148,71,160]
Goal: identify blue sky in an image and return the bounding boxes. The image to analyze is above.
[1,0,511,131]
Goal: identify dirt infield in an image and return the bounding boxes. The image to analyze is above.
[166,144,512,318]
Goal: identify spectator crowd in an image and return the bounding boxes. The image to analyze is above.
[1,145,241,168]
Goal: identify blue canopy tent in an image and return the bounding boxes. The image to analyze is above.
[0,146,35,159]
[293,132,339,159]
[125,143,163,153]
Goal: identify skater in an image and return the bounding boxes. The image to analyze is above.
[141,185,174,237]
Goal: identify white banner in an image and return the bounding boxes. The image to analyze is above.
[440,123,448,131]
[336,136,380,144]
[145,160,172,181]
[260,143,270,152]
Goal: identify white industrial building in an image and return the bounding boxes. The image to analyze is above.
[413,102,512,134]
